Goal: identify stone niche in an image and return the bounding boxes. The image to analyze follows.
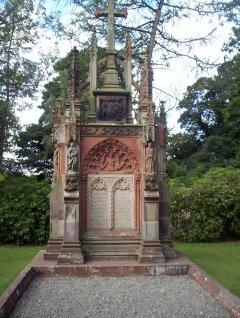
[87,174,135,231]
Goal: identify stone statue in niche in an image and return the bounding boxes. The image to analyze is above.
[65,177,78,192]
[145,141,154,173]
[67,142,78,172]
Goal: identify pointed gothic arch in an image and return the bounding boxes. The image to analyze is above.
[82,138,140,174]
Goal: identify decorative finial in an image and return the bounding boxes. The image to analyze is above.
[90,28,97,58]
[159,101,167,125]
[54,98,62,124]
[125,31,132,59]
[67,47,80,100]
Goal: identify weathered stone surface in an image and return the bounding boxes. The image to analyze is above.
[87,174,134,230]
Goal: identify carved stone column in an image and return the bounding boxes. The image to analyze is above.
[156,103,177,259]
[45,101,65,260]
[58,98,84,264]
[138,134,165,263]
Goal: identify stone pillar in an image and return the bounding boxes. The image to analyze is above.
[138,139,165,263]
[156,103,177,259]
[45,102,65,260]
[57,99,84,264]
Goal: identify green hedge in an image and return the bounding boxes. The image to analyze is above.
[0,175,50,245]
[170,168,240,242]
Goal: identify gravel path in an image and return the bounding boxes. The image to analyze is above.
[10,276,231,318]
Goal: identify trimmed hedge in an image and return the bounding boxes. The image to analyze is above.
[0,175,50,245]
[170,168,240,242]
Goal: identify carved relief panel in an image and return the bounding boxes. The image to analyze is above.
[87,174,134,231]
[96,95,127,121]
[82,138,140,174]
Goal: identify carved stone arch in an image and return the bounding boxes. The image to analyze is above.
[82,138,140,174]
[89,176,107,191]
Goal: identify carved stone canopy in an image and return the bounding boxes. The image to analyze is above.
[82,138,140,174]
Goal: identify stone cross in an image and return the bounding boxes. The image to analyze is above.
[96,0,127,51]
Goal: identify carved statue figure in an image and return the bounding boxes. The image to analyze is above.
[145,141,154,173]
[67,142,78,172]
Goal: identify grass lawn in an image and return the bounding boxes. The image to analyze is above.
[0,246,43,296]
[176,241,240,298]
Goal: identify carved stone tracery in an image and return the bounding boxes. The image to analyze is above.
[80,126,142,136]
[82,138,140,174]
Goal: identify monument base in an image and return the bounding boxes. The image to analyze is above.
[44,238,63,260]
[82,236,140,261]
[57,241,84,264]
[138,241,165,263]
[161,243,178,259]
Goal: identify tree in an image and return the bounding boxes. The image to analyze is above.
[172,51,240,170]
[60,0,239,69]
[0,0,44,171]
[15,48,94,176]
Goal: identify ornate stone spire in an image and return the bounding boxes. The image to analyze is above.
[140,48,153,107]
[67,46,80,100]
[53,98,62,125]
[125,31,132,60]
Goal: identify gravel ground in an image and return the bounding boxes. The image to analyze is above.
[10,276,231,318]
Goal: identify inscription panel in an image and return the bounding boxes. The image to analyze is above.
[87,174,134,231]
[89,190,108,229]
[114,190,133,229]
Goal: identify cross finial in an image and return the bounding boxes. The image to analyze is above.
[96,0,127,51]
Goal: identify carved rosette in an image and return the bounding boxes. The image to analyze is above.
[82,138,140,174]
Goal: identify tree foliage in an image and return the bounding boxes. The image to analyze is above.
[60,0,239,68]
[0,0,46,170]
[0,174,50,244]
[15,48,94,176]
[167,51,240,172]
[170,167,240,242]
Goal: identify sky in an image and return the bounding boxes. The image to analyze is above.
[18,0,234,133]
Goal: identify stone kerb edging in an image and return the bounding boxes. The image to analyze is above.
[0,266,34,318]
[189,264,240,318]
[0,259,240,318]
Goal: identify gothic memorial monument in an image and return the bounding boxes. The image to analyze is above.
[45,0,177,264]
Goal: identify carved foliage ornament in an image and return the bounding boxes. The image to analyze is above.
[66,123,77,144]
[80,126,142,136]
[65,177,79,192]
[82,138,140,174]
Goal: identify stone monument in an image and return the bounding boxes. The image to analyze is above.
[44,0,177,264]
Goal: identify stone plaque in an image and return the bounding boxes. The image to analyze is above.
[87,174,134,231]
[89,190,108,229]
[88,177,108,229]
[96,95,127,121]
